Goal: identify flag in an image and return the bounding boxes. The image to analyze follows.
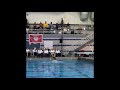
[29,34,43,44]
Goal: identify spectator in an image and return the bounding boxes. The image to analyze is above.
[37,48,43,57]
[33,22,37,29]
[56,23,59,30]
[39,22,43,29]
[48,48,51,57]
[61,18,64,25]
[33,47,37,57]
[43,21,48,29]
[51,49,55,54]
[67,22,70,31]
[44,48,49,57]
[26,48,30,57]
[55,49,58,57]
[50,49,54,57]
[36,23,39,29]
[61,18,64,28]
[55,49,61,57]
[49,22,54,30]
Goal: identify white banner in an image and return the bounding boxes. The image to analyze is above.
[44,41,53,49]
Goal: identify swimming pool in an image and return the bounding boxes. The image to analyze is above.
[26,59,94,78]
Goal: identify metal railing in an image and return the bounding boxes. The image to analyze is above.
[26,24,94,34]
[62,34,94,52]
[26,28,94,34]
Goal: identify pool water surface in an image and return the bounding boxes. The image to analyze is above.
[26,59,94,78]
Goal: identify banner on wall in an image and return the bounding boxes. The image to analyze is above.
[29,34,43,44]
[44,41,53,49]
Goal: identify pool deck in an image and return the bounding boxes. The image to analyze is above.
[78,57,94,61]
[26,57,94,61]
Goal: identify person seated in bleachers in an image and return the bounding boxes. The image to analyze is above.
[29,24,33,29]
[43,21,48,29]
[49,22,54,30]
[61,18,64,27]
[56,23,59,30]
[33,47,37,57]
[26,48,30,57]
[67,22,70,31]
[44,48,49,57]
[37,48,43,57]
[36,23,39,29]
[38,22,43,29]
[29,49,32,57]
[49,49,54,57]
[33,22,37,29]
[48,48,51,57]
[56,49,61,57]
[55,49,58,57]
[50,49,55,54]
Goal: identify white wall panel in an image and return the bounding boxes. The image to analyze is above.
[26,12,93,24]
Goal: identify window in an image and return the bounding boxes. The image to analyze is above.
[90,12,94,22]
[80,12,89,22]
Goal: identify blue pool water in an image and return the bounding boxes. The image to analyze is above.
[26,59,94,78]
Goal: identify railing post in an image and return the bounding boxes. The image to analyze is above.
[60,24,63,57]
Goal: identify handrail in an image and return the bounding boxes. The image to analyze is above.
[63,34,94,51]
[28,29,54,31]
[77,34,94,46]
[26,28,92,34]
[71,34,94,46]
[28,23,94,26]
[27,28,86,31]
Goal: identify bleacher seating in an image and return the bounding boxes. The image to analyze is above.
[26,22,94,57]
[26,23,94,34]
